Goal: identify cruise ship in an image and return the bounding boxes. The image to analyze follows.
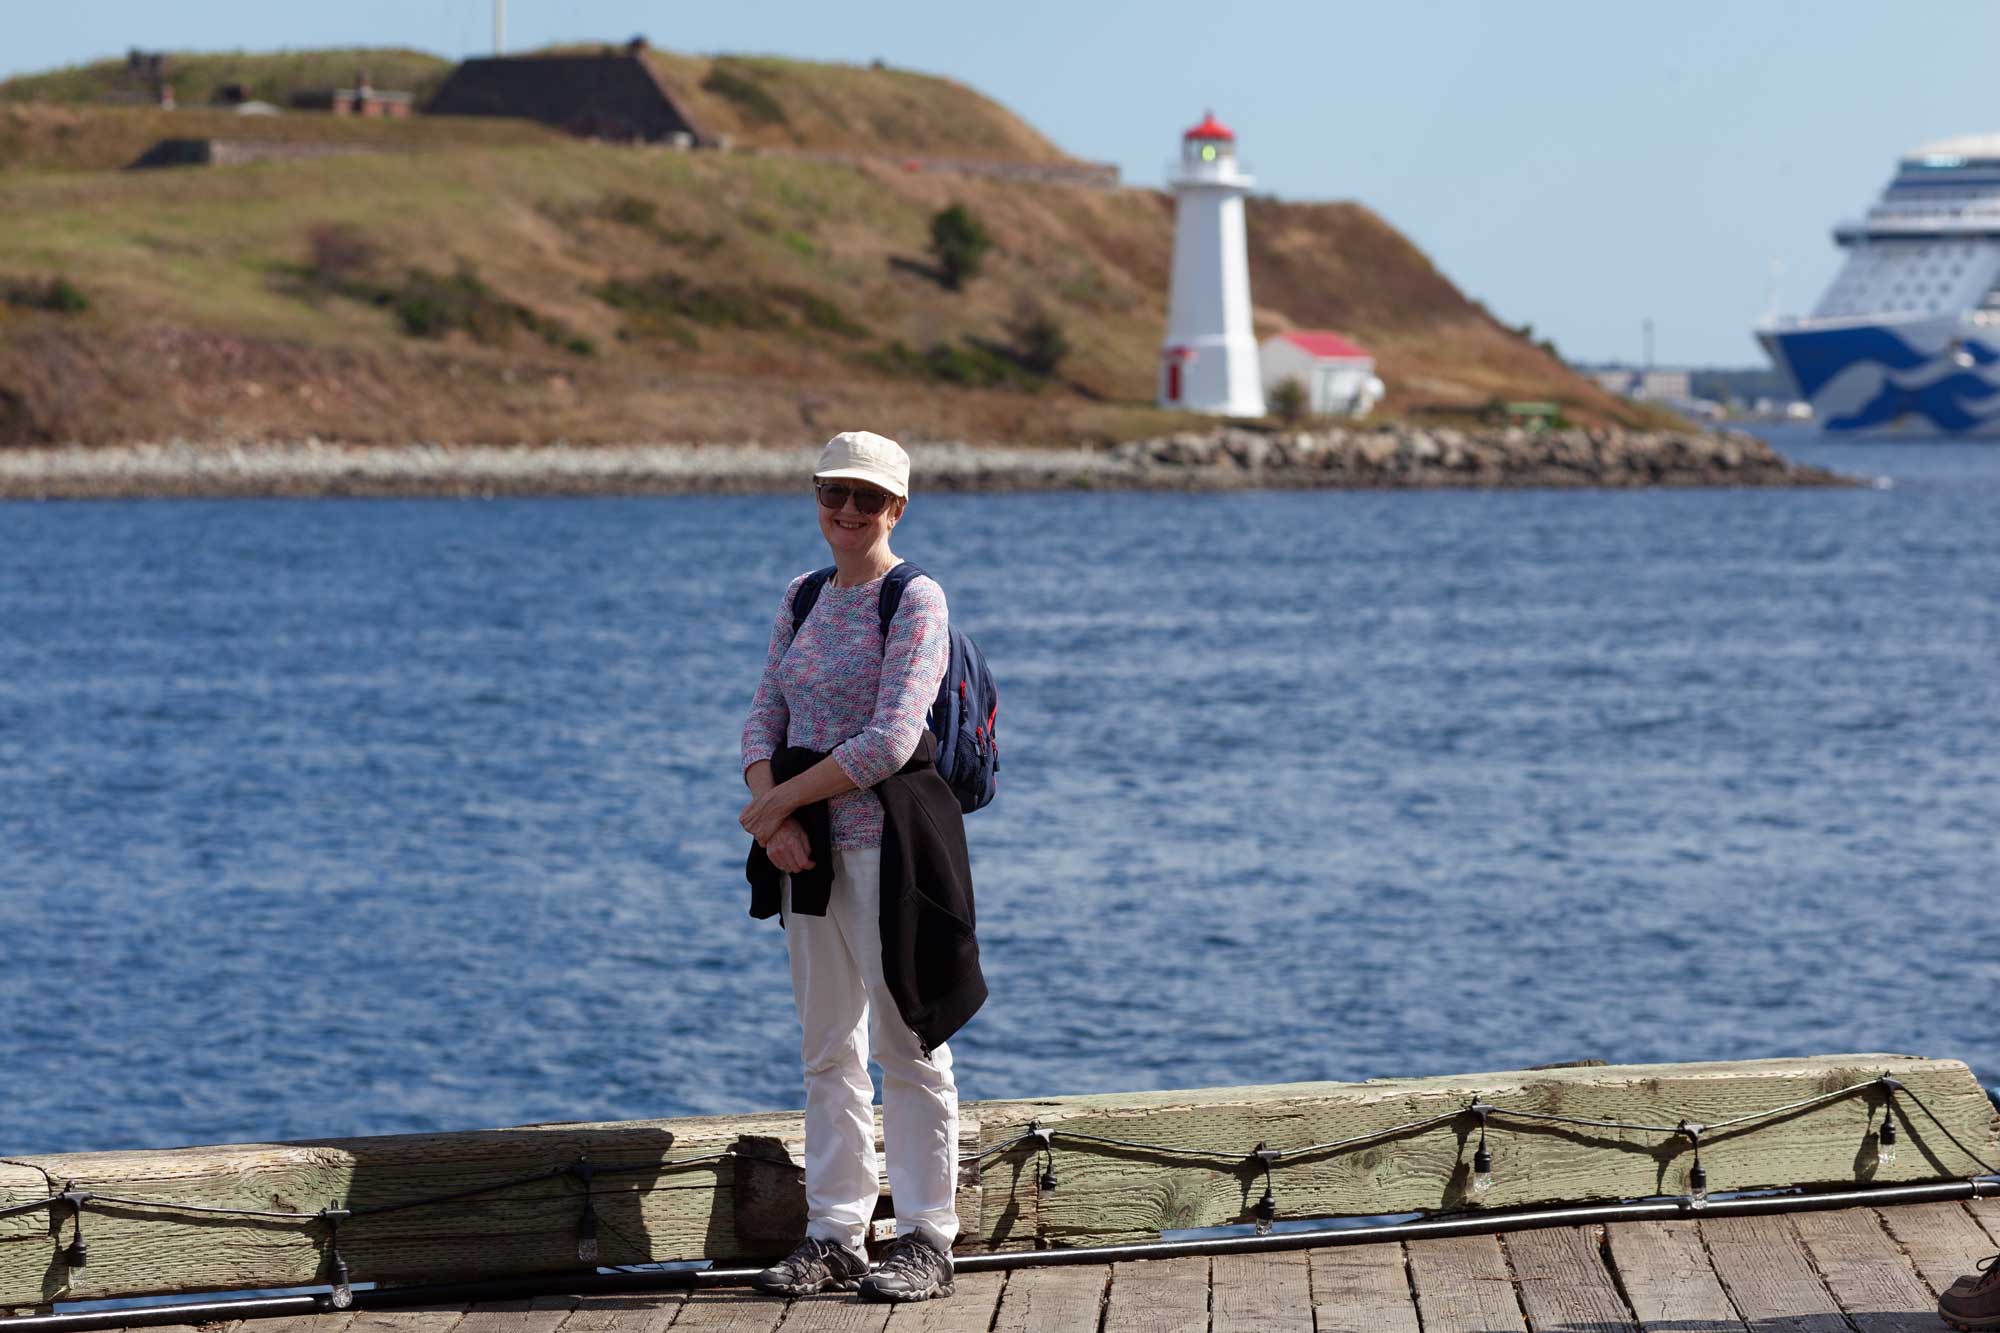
[1758,133,2000,434]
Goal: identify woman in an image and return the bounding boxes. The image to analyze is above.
[737,430,982,1305]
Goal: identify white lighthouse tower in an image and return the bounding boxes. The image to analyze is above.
[1159,111,1264,417]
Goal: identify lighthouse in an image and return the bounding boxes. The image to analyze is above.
[1159,112,1265,417]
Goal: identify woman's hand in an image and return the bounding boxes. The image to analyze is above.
[739,786,799,847]
[764,818,815,875]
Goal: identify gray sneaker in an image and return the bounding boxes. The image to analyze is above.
[750,1236,868,1297]
[858,1230,955,1303]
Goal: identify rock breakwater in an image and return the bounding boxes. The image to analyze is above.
[0,427,1845,500]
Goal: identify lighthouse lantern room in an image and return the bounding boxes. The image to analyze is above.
[1159,112,1265,417]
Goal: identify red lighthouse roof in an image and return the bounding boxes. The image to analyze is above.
[1183,110,1235,142]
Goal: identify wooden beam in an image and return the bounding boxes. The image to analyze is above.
[2,1054,1990,1307]
[971,1053,1996,1245]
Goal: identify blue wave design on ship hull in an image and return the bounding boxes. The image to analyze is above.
[1826,369,2000,431]
[1766,325,2000,433]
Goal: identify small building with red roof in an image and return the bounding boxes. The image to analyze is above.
[1259,330,1386,417]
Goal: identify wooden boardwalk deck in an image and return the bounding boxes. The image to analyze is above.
[108,1198,1999,1333]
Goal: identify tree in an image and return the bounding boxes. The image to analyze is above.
[1269,376,1308,424]
[929,204,992,291]
[1004,297,1070,376]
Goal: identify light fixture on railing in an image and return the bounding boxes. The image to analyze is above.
[1468,1103,1495,1196]
[1679,1123,1708,1211]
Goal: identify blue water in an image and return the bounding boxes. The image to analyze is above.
[3,429,1997,1158]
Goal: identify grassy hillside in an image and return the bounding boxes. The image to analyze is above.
[642,51,1072,161]
[0,50,1658,447]
[0,48,452,109]
[0,102,560,174]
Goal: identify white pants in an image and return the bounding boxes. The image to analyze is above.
[783,847,960,1253]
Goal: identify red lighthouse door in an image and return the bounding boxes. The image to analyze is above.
[1167,362,1182,402]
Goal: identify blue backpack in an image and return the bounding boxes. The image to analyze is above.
[791,561,998,814]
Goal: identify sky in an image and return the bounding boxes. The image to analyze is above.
[7,1,2000,367]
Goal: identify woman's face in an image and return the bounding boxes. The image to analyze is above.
[816,479,903,559]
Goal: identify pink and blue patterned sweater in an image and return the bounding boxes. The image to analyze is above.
[741,570,950,849]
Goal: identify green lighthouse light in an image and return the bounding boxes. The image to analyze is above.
[1201,144,1217,162]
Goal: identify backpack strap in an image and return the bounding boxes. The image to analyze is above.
[876,561,926,638]
[790,566,837,634]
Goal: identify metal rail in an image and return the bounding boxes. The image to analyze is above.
[9,1176,1995,1333]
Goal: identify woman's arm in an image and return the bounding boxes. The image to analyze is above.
[740,754,857,844]
[740,577,948,842]
[830,576,949,787]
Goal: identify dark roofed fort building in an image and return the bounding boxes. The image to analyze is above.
[425,39,709,144]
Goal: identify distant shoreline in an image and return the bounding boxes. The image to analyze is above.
[0,427,1851,500]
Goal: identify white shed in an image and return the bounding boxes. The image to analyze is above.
[1259,331,1385,417]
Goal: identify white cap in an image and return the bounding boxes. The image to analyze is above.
[814,430,910,498]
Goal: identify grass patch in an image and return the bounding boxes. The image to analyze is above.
[700,60,790,129]
[772,286,867,338]
[867,339,1040,391]
[596,272,866,343]
[291,231,591,356]
[597,272,786,333]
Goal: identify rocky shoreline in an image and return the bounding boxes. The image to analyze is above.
[0,426,1847,500]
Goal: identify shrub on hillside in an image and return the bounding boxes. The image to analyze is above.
[773,286,868,338]
[869,339,1038,391]
[928,204,992,291]
[2,275,88,314]
[380,263,591,355]
[1003,297,1070,376]
[596,272,787,337]
[1269,376,1308,424]
[594,193,659,229]
[305,223,380,291]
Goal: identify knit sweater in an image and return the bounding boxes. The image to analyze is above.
[741,569,950,848]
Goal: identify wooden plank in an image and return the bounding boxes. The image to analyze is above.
[456,1294,578,1333]
[1970,1197,2000,1248]
[1102,1255,1207,1333]
[1308,1240,1421,1333]
[1603,1221,1745,1332]
[1505,1227,1636,1333]
[551,1294,680,1333]
[1407,1235,1526,1333]
[881,1269,1006,1332]
[972,1055,1996,1246]
[1872,1203,1998,1298]
[1212,1250,1312,1332]
[765,1292,890,1333]
[1791,1208,1939,1333]
[1700,1214,1847,1333]
[667,1287,787,1332]
[223,1316,354,1333]
[349,1305,471,1333]
[989,1264,1108,1333]
[5,1055,1992,1304]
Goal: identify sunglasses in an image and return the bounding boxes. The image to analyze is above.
[815,481,894,515]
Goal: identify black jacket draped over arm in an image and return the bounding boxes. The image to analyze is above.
[746,732,986,1052]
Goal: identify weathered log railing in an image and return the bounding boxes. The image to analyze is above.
[4,1053,1994,1311]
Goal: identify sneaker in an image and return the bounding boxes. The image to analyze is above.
[1940,1255,2000,1330]
[750,1236,868,1297]
[858,1230,955,1303]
